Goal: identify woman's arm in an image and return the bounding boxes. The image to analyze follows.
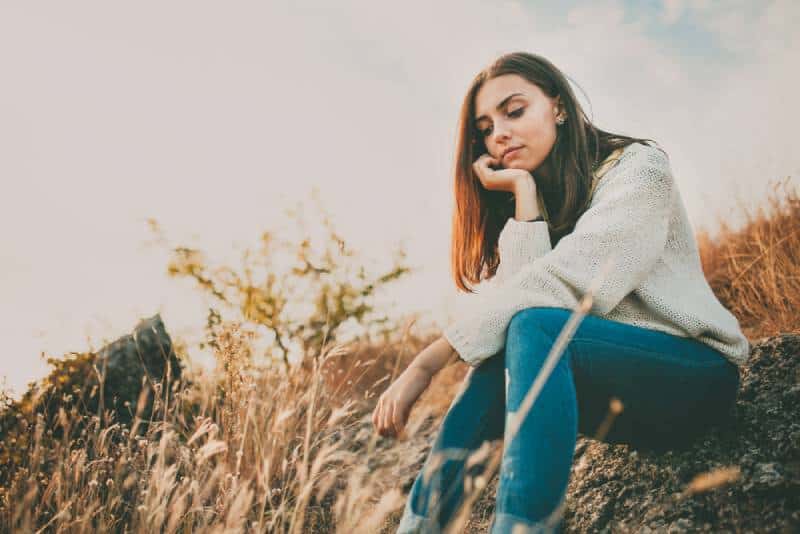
[407,336,461,377]
[372,336,460,437]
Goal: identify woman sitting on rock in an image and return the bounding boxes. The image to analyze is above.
[372,51,749,533]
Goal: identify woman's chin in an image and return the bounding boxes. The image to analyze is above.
[504,161,528,170]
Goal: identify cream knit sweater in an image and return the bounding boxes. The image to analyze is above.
[443,142,751,369]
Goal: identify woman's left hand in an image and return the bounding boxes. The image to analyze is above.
[472,153,536,194]
[371,366,433,439]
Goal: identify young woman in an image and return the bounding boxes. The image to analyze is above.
[372,52,750,533]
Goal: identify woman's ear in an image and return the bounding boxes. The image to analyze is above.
[553,95,562,113]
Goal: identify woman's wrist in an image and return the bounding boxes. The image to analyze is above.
[513,173,535,194]
[513,175,541,221]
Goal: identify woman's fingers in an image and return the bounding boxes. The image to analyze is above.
[373,392,408,438]
[383,402,395,436]
[389,402,400,436]
[473,154,500,189]
[373,398,384,433]
[473,154,491,176]
[480,153,499,167]
[474,153,495,167]
[393,404,406,437]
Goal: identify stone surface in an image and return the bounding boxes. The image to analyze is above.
[95,313,183,412]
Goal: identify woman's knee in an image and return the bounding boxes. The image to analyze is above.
[504,309,576,406]
[507,307,573,344]
[505,308,574,366]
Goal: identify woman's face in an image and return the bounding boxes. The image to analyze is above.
[473,74,562,173]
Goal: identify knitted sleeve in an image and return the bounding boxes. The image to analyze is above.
[443,145,675,367]
[491,146,624,286]
[492,218,552,286]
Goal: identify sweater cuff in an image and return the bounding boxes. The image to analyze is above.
[443,322,481,368]
[497,217,552,273]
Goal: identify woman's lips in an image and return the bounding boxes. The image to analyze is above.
[503,147,523,160]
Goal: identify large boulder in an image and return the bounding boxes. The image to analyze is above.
[355,334,799,532]
[93,313,183,424]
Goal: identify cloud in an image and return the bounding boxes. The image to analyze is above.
[661,0,686,25]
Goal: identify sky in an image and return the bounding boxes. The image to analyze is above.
[1,0,798,400]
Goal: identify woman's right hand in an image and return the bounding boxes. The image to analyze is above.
[473,153,536,194]
[371,366,433,438]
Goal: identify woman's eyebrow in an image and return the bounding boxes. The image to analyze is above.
[475,93,525,123]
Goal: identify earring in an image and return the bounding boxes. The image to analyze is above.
[554,107,566,125]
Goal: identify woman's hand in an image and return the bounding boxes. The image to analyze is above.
[473,153,536,194]
[372,366,433,438]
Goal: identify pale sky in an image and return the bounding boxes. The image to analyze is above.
[2,0,798,400]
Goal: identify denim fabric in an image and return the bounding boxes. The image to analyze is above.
[396,307,740,533]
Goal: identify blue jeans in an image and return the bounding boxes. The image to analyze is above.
[396,307,740,533]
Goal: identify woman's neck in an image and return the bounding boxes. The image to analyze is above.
[532,156,555,183]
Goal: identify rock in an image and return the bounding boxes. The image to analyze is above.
[94,314,183,424]
[358,334,800,532]
[4,313,183,432]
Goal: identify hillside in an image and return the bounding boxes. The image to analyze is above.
[1,180,798,533]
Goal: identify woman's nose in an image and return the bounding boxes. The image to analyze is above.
[492,121,511,142]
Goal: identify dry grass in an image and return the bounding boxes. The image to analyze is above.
[697,176,800,340]
[1,178,797,532]
[2,324,391,532]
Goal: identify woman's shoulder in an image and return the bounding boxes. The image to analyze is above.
[592,142,674,199]
[602,142,671,180]
[624,141,670,169]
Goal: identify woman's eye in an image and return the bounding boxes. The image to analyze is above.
[478,108,524,137]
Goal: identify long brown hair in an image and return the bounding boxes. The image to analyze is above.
[451,51,657,293]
